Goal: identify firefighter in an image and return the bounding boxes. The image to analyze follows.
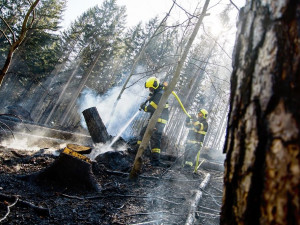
[183,109,208,172]
[138,76,169,166]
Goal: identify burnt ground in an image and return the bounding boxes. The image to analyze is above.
[0,145,223,225]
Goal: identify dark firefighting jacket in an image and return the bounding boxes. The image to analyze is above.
[186,116,208,144]
[140,86,169,132]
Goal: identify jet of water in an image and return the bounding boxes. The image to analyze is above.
[108,110,140,148]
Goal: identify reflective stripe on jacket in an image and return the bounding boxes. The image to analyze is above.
[142,87,169,124]
[186,116,208,143]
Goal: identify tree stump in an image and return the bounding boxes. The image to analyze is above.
[82,107,110,144]
[28,147,101,192]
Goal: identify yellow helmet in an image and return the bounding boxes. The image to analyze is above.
[199,109,208,119]
[145,77,160,89]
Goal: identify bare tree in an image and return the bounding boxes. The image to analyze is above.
[0,0,40,86]
[129,0,211,179]
[221,1,300,224]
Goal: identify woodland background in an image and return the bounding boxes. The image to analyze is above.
[0,0,234,159]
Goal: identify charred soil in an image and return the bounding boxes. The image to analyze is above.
[0,146,223,224]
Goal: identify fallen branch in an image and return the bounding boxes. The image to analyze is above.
[0,196,18,223]
[59,193,84,200]
[185,173,211,225]
[0,193,49,216]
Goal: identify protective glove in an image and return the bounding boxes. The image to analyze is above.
[186,116,191,123]
[139,102,146,111]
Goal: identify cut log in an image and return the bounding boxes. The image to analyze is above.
[66,143,92,154]
[82,107,110,144]
[185,173,211,225]
[27,147,101,192]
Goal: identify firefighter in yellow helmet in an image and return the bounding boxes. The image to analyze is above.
[183,109,208,172]
[138,77,169,166]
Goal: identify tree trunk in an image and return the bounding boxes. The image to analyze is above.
[221,1,300,225]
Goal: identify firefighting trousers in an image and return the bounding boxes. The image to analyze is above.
[183,142,202,171]
[138,124,163,160]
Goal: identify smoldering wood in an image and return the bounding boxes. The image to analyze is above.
[82,107,110,144]
[25,151,101,192]
[94,151,133,172]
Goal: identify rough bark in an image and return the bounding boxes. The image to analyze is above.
[221,1,300,225]
[82,107,110,144]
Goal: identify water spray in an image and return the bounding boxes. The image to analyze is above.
[108,110,140,148]
[107,90,190,149]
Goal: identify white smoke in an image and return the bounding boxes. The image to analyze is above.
[77,75,149,139]
[0,130,66,154]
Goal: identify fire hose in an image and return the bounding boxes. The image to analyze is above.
[139,89,191,118]
[172,91,191,118]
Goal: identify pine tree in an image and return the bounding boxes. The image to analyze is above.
[0,0,66,109]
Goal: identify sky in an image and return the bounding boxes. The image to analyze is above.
[61,0,246,30]
[62,0,174,29]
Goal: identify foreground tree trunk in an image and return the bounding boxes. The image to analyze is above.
[221,1,300,225]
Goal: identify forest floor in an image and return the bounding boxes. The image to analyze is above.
[0,141,224,225]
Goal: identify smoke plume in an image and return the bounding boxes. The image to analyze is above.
[77,76,148,139]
